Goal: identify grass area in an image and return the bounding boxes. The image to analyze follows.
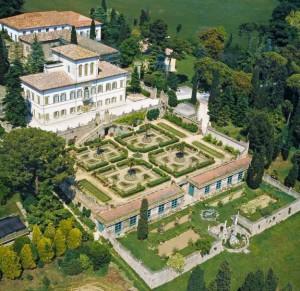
[192,141,225,159]
[213,122,245,142]
[156,212,300,290]
[1,261,132,291]
[267,147,300,193]
[78,179,111,202]
[176,55,196,83]
[157,122,187,138]
[24,0,277,40]
[0,194,22,218]
[115,111,146,126]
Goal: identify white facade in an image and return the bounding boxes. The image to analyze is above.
[21,48,127,126]
[0,24,101,42]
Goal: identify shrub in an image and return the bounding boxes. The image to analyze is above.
[147,108,160,121]
[195,238,212,256]
[59,251,83,276]
[142,88,151,97]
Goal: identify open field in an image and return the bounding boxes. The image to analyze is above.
[0,262,133,291]
[24,0,277,39]
[156,212,300,290]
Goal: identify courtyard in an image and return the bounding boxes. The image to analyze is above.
[118,182,295,271]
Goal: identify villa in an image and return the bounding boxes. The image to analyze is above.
[0,11,102,41]
[20,44,128,127]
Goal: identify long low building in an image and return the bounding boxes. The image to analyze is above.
[185,156,252,198]
[96,184,184,235]
[0,11,102,41]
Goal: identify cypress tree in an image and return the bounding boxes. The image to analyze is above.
[265,268,278,291]
[208,70,222,123]
[44,224,56,240]
[168,90,178,107]
[130,66,142,93]
[90,19,96,40]
[215,261,231,291]
[246,151,265,189]
[290,100,300,147]
[0,246,22,279]
[27,35,45,74]
[284,162,298,188]
[137,198,149,240]
[0,33,9,85]
[20,244,36,269]
[101,0,107,12]
[3,59,28,127]
[71,26,78,44]
[187,266,206,291]
[191,72,198,105]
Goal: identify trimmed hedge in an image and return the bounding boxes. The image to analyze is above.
[74,146,88,153]
[164,112,198,133]
[112,184,146,197]
[78,160,109,171]
[157,122,187,138]
[97,165,115,173]
[192,141,225,159]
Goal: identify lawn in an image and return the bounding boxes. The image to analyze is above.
[176,55,197,83]
[78,179,111,202]
[24,0,277,40]
[1,261,132,291]
[0,194,22,218]
[157,122,187,138]
[192,141,225,159]
[156,212,300,290]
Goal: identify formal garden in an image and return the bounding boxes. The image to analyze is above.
[72,121,224,200]
[118,182,295,271]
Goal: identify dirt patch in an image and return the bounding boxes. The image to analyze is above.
[210,190,244,207]
[151,214,190,233]
[241,194,276,214]
[158,229,199,257]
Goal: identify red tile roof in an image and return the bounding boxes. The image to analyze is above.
[97,184,183,225]
[52,44,99,60]
[0,11,101,30]
[189,156,251,188]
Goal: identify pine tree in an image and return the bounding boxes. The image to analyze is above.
[130,67,142,93]
[90,19,96,40]
[32,224,42,246]
[284,162,298,188]
[37,237,54,263]
[0,33,9,85]
[44,224,56,240]
[216,261,231,291]
[137,198,149,240]
[0,246,22,279]
[67,228,82,250]
[187,265,206,291]
[27,36,45,74]
[20,244,36,269]
[265,268,278,291]
[54,228,66,256]
[71,26,78,44]
[246,151,265,189]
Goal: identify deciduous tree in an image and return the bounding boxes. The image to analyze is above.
[37,237,54,263]
[54,228,66,256]
[67,228,82,250]
[0,246,22,279]
[32,224,42,246]
[20,244,36,269]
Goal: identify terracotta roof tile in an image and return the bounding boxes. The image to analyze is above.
[188,156,251,188]
[20,61,127,91]
[19,31,119,56]
[97,184,183,225]
[0,11,101,30]
[52,44,99,60]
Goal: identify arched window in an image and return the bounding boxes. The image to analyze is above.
[106,83,111,91]
[79,65,83,77]
[77,89,82,98]
[90,63,94,75]
[84,63,88,76]
[84,87,89,99]
[112,81,117,89]
[105,98,110,105]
